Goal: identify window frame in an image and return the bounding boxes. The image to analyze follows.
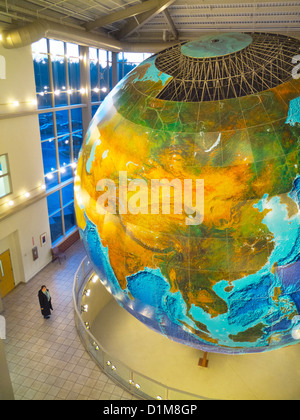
[32,38,86,245]
[32,38,150,246]
[0,153,13,199]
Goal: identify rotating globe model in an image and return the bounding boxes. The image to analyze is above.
[75,32,300,354]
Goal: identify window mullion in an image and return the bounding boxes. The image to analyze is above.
[47,39,61,185]
[59,185,66,237]
[97,49,100,102]
[65,42,71,108]
[65,46,75,171]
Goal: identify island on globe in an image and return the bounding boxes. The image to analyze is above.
[75,32,300,354]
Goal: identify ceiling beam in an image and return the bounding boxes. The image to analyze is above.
[173,0,297,4]
[116,0,176,40]
[0,3,86,29]
[0,13,12,24]
[162,9,178,39]
[152,15,300,25]
[23,0,93,22]
[85,0,168,31]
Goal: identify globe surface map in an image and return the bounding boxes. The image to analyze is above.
[75,32,300,354]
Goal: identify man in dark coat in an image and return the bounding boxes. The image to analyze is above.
[38,285,53,319]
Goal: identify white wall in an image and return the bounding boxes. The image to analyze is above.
[0,43,52,293]
[0,44,38,115]
[0,200,51,284]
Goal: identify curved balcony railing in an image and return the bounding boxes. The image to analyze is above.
[73,256,209,400]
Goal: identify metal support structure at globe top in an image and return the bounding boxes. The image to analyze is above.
[155,32,300,102]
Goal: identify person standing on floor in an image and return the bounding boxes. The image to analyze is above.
[38,285,53,319]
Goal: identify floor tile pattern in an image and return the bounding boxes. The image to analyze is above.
[2,240,134,400]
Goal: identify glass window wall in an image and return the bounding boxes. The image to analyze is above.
[33,39,150,245]
[89,47,110,107]
[32,38,86,245]
[117,52,152,80]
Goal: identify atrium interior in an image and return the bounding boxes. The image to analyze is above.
[0,0,300,401]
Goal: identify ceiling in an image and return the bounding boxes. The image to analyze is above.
[0,0,299,45]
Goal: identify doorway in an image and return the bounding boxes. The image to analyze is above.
[0,249,15,298]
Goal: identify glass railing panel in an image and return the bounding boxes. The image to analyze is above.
[87,338,105,369]
[131,372,168,401]
[83,258,92,276]
[167,388,203,400]
[77,316,88,341]
[103,354,132,393]
[73,256,205,401]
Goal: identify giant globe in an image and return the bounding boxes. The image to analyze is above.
[75,32,300,354]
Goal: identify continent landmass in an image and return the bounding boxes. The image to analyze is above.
[229,323,265,343]
[74,58,300,352]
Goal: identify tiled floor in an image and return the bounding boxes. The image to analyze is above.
[2,240,135,400]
